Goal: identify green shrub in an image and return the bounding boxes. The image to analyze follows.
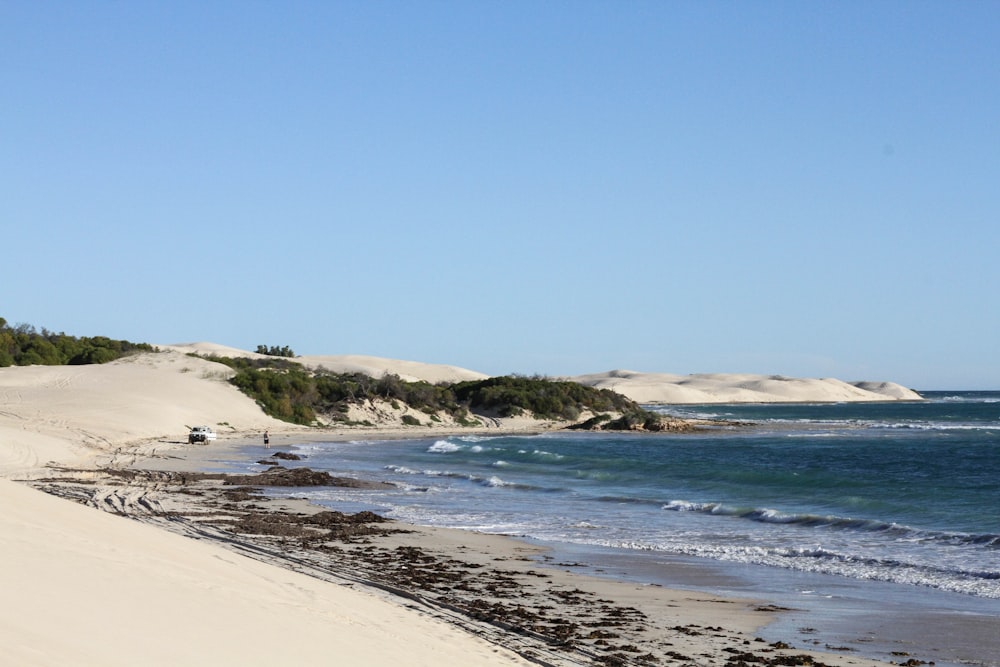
[256,344,296,357]
[0,317,155,367]
[452,375,638,421]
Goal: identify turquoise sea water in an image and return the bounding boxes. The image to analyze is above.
[220,391,1000,665]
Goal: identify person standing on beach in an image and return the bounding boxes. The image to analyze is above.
[263,430,270,448]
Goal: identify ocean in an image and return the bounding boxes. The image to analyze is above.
[218,391,1000,666]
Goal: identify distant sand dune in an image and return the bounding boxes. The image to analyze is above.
[162,343,488,384]
[164,342,921,404]
[568,370,922,403]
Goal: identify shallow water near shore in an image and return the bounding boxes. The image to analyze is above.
[534,539,1000,667]
[214,391,999,667]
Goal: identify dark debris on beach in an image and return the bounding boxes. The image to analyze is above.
[30,465,892,667]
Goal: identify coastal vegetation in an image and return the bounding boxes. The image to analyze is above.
[255,344,296,358]
[0,317,155,367]
[209,355,466,425]
[451,375,637,420]
[202,355,668,430]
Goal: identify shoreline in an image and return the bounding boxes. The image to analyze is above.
[128,429,1000,667]
[11,421,996,666]
[534,539,1000,667]
[68,430,913,666]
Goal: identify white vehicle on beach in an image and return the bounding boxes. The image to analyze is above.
[188,426,217,444]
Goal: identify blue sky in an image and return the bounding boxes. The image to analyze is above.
[3,2,998,389]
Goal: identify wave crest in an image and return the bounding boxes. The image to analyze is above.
[661,500,1000,548]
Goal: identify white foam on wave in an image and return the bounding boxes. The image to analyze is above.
[384,465,456,486]
[384,465,419,475]
[941,395,1000,404]
[652,406,733,421]
[395,482,440,493]
[663,500,719,512]
[457,435,496,443]
[427,440,462,453]
[872,422,994,431]
[561,537,1000,599]
[532,449,564,459]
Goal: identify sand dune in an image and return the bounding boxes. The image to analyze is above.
[569,370,923,404]
[162,342,488,384]
[0,349,293,477]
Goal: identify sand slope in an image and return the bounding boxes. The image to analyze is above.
[0,478,530,667]
[161,343,488,384]
[0,349,294,477]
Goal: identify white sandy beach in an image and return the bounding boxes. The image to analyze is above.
[0,346,913,666]
[0,478,533,666]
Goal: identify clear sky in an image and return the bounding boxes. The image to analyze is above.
[3,2,998,389]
